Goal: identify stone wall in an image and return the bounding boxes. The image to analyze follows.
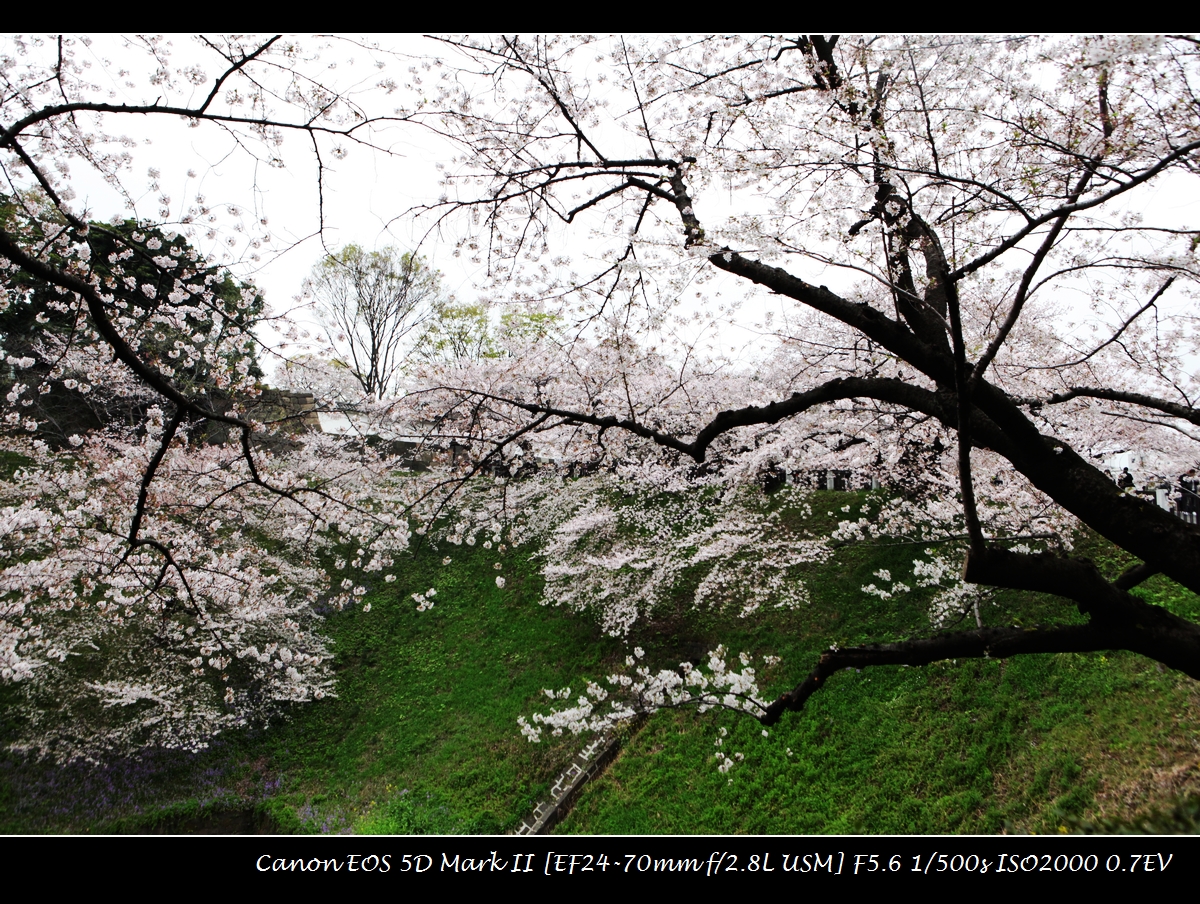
[242,389,321,432]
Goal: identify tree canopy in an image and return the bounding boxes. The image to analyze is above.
[0,36,414,757]
[1,212,263,442]
[0,34,1198,759]
[397,34,1200,729]
[308,244,442,400]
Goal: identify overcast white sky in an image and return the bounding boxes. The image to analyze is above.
[52,36,488,374]
[43,35,1200,384]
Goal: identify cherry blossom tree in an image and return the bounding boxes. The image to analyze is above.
[0,35,418,757]
[4,33,1200,761]
[401,34,1200,730]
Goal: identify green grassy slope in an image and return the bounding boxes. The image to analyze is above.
[0,539,620,834]
[1,490,1197,834]
[557,497,1200,834]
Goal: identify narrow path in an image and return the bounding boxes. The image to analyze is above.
[514,717,645,835]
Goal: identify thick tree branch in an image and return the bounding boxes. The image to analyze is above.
[710,245,1200,596]
[1114,561,1161,591]
[708,249,954,385]
[2,99,377,150]
[764,533,1200,726]
[1038,386,1199,426]
[759,623,1149,726]
[468,376,956,463]
[964,546,1200,671]
[124,407,185,551]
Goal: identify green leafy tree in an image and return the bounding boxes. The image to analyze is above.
[308,244,441,399]
[498,309,562,349]
[410,303,566,365]
[412,300,498,363]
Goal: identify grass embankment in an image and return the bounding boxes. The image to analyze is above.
[557,497,1200,834]
[1,489,1198,834]
[0,538,621,834]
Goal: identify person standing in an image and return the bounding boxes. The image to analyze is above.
[1180,468,1199,516]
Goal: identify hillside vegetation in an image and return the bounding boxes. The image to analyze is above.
[2,489,1198,834]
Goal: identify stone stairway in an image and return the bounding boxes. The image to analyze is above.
[514,717,645,835]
